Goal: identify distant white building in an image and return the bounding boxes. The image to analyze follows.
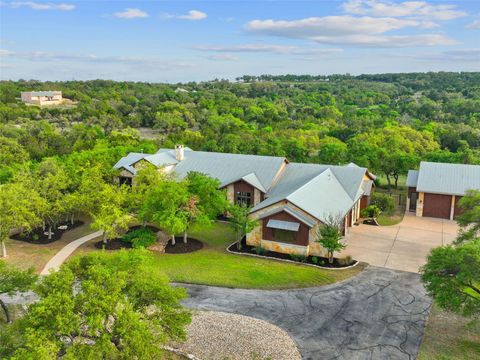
[21,91,62,106]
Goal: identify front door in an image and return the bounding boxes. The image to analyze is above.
[409,192,417,212]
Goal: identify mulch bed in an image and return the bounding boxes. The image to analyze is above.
[10,220,85,244]
[165,237,204,254]
[94,225,161,250]
[363,219,379,226]
[228,238,356,269]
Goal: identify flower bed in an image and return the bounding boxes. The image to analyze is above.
[94,225,160,250]
[227,238,357,269]
[165,238,203,254]
[11,220,85,244]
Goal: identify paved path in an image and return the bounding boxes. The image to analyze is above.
[181,266,431,360]
[40,231,102,275]
[340,213,459,273]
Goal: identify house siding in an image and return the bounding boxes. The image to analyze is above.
[262,211,310,246]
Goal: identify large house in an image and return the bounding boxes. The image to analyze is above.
[406,161,480,220]
[114,146,376,256]
[21,91,62,106]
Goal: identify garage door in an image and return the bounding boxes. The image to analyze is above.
[423,193,451,219]
[454,196,464,218]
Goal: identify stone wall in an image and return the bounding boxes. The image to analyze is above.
[416,192,424,217]
[246,201,328,257]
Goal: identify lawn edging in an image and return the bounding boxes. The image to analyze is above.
[226,241,360,271]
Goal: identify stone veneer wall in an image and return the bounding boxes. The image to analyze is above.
[226,184,235,203]
[246,201,327,257]
[416,192,424,217]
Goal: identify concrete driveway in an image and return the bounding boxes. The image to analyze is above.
[181,266,431,360]
[340,213,459,273]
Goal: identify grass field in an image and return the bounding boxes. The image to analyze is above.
[143,222,366,289]
[418,304,480,360]
[76,222,365,289]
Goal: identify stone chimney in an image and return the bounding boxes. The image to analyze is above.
[175,145,185,161]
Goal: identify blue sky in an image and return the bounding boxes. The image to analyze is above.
[1,0,479,82]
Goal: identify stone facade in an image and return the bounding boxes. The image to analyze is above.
[416,192,424,217]
[246,201,327,257]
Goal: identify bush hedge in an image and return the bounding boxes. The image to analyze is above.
[121,228,157,249]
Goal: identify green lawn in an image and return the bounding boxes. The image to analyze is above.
[141,222,365,289]
[418,304,480,360]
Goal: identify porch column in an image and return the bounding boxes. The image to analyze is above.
[450,195,455,220]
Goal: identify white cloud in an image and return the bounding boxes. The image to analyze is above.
[207,54,239,61]
[113,8,148,19]
[343,0,466,21]
[195,44,343,55]
[245,15,456,47]
[7,1,74,10]
[178,10,207,21]
[391,49,480,62]
[2,50,191,70]
[163,9,207,21]
[466,15,480,29]
[246,16,418,37]
[0,49,14,56]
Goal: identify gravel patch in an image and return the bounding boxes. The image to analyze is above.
[174,310,301,360]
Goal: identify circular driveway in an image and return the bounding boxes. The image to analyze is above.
[180,266,431,360]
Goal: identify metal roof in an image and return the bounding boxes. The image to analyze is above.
[266,219,300,232]
[257,205,317,227]
[114,148,372,222]
[252,166,361,223]
[406,170,419,188]
[153,148,286,192]
[415,162,480,196]
[362,180,374,196]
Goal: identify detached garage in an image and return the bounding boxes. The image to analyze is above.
[406,162,480,220]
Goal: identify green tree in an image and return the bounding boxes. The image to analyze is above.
[228,204,258,250]
[0,262,37,323]
[140,180,190,245]
[316,215,346,264]
[0,182,44,257]
[90,183,132,245]
[34,158,70,240]
[6,251,191,359]
[317,136,348,165]
[421,190,480,316]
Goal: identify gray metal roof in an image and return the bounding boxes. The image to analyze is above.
[266,219,300,232]
[362,180,374,196]
[406,170,419,188]
[251,164,364,223]
[164,149,286,191]
[257,205,317,227]
[415,162,480,196]
[114,148,372,223]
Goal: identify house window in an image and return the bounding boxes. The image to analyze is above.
[273,229,296,243]
[236,191,252,206]
[119,176,132,187]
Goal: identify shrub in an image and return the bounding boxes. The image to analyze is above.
[253,246,267,255]
[361,205,382,219]
[289,254,307,263]
[32,234,39,241]
[311,256,318,264]
[370,193,395,214]
[121,228,157,249]
[338,255,354,266]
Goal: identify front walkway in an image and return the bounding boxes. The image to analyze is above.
[181,266,431,360]
[340,213,459,273]
[40,231,102,275]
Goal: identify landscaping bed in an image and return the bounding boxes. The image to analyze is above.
[94,225,160,250]
[165,238,204,254]
[227,238,357,269]
[11,220,85,244]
